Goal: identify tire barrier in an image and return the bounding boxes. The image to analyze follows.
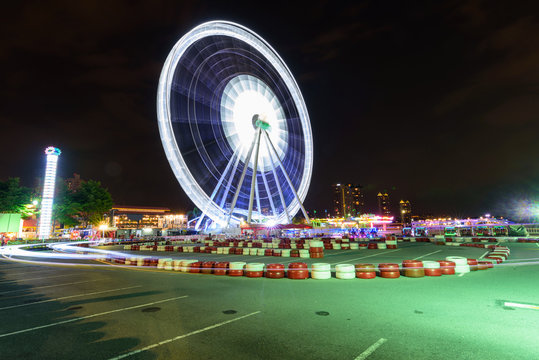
[446,256,470,273]
[402,260,425,278]
[335,264,355,279]
[423,261,442,276]
[180,259,198,272]
[478,261,494,270]
[377,243,387,250]
[110,238,511,281]
[287,262,309,279]
[245,263,265,278]
[437,260,456,275]
[467,258,479,271]
[309,240,324,259]
[311,263,331,279]
[386,240,398,249]
[189,261,202,273]
[214,262,229,275]
[228,262,246,276]
[378,263,400,278]
[355,263,377,279]
[201,261,215,274]
[157,258,172,269]
[299,249,310,259]
[265,263,285,279]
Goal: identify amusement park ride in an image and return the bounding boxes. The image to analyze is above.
[157,21,313,232]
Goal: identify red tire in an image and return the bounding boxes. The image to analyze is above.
[288,262,308,269]
[481,261,494,268]
[228,269,243,276]
[214,262,228,275]
[265,270,285,279]
[201,261,215,274]
[380,271,400,278]
[437,261,456,275]
[402,260,423,269]
[477,261,489,270]
[355,263,375,272]
[378,263,399,272]
[424,268,442,276]
[287,270,309,279]
[467,258,479,271]
[357,271,376,279]
[245,271,263,278]
[189,261,202,273]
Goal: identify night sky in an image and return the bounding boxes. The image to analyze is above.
[1,1,538,219]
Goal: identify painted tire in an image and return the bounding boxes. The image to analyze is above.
[355,263,375,272]
[335,264,355,273]
[201,261,215,274]
[245,271,264,278]
[437,260,456,275]
[311,263,330,271]
[311,270,331,279]
[378,263,399,272]
[446,256,467,266]
[357,271,376,279]
[380,271,400,279]
[214,262,229,275]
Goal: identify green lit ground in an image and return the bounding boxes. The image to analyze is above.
[1,242,538,359]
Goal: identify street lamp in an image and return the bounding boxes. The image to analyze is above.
[98,224,107,239]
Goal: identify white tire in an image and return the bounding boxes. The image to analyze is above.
[423,261,440,269]
[281,249,291,257]
[335,264,355,273]
[446,256,467,266]
[311,263,330,271]
[333,244,342,250]
[454,264,470,273]
[245,263,264,271]
[229,261,246,270]
[377,243,387,249]
[311,270,331,279]
[336,271,355,279]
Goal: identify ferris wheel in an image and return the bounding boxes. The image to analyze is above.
[157,21,313,229]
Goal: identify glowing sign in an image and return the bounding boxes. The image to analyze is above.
[38,147,61,239]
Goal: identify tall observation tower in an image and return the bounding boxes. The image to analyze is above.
[38,147,61,240]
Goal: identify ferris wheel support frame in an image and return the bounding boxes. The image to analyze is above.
[247,128,262,223]
[264,132,290,223]
[263,130,311,223]
[225,129,259,227]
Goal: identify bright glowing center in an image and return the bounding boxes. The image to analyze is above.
[220,75,288,171]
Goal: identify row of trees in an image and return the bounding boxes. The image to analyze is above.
[0,177,113,227]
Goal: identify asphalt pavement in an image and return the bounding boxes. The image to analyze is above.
[1,242,538,360]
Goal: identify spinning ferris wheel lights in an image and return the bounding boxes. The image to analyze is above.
[157,21,313,230]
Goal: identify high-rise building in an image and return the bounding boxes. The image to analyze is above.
[399,200,412,224]
[332,183,364,218]
[65,173,82,192]
[377,192,391,217]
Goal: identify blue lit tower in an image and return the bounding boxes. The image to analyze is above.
[38,147,61,239]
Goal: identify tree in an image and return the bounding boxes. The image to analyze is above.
[0,178,32,214]
[53,181,81,228]
[72,180,113,226]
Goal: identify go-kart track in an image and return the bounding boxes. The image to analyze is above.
[1,239,538,360]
